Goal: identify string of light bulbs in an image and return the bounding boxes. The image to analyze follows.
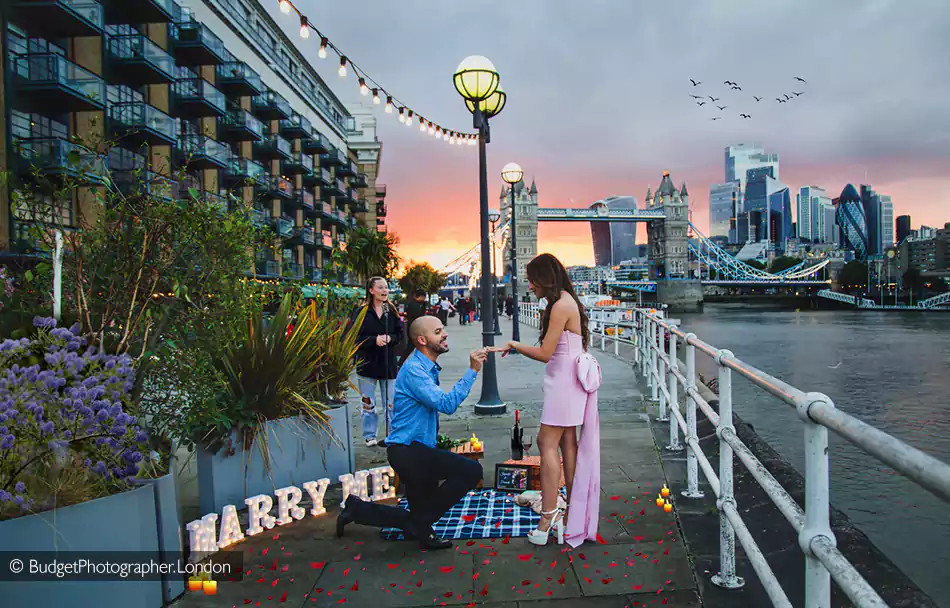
[277,0,478,146]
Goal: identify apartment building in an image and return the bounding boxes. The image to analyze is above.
[0,0,383,283]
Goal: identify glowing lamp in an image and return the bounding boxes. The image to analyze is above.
[501,161,523,185]
[453,55,499,102]
[299,16,309,38]
[279,0,292,14]
[318,37,328,59]
[464,85,506,118]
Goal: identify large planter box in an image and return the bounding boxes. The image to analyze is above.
[0,473,184,608]
[197,406,353,514]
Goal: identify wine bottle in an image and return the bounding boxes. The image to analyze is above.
[511,409,524,460]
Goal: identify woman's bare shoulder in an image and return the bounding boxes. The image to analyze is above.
[554,292,579,311]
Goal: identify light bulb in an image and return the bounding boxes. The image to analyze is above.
[428,122,434,135]
[406,111,413,126]
[449,133,455,144]
[384,96,393,113]
[318,38,328,59]
[398,108,405,123]
[419,120,426,133]
[359,78,368,96]
[299,16,309,39]
[279,0,292,14]
[338,56,347,77]
[372,89,380,104]
[435,129,442,139]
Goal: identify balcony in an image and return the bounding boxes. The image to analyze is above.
[106,34,176,85]
[351,172,368,188]
[302,132,330,155]
[109,102,178,148]
[173,77,226,117]
[376,184,387,199]
[318,202,334,221]
[283,262,303,280]
[256,260,281,277]
[216,61,264,98]
[224,157,267,187]
[317,167,333,188]
[296,189,315,212]
[274,216,294,238]
[172,20,227,66]
[177,134,229,170]
[219,110,264,142]
[282,152,314,176]
[204,191,230,214]
[299,226,316,247]
[335,178,347,197]
[377,202,387,218]
[354,198,369,213]
[260,175,294,200]
[320,146,346,167]
[343,187,359,205]
[114,170,179,203]
[320,231,333,250]
[279,112,311,140]
[13,53,106,114]
[252,90,291,121]
[338,158,357,178]
[15,138,108,185]
[253,134,292,161]
[250,208,269,228]
[103,0,177,25]
[12,0,104,38]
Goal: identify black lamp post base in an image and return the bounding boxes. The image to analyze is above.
[474,402,506,415]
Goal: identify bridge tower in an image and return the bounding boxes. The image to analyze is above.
[646,171,703,311]
[500,178,539,300]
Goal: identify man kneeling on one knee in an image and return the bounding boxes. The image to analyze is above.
[337,316,487,550]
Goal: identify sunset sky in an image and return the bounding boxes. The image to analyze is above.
[268,0,950,271]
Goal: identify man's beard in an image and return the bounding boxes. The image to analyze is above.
[434,340,450,353]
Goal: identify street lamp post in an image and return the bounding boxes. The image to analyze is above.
[454,56,506,415]
[501,162,524,343]
[489,209,501,336]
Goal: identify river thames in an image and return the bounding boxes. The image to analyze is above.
[677,303,950,605]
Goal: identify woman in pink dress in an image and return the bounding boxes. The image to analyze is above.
[491,253,601,547]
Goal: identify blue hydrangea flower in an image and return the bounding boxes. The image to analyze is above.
[14,482,25,493]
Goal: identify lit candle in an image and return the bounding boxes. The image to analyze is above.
[655,495,665,508]
[188,577,203,592]
[664,502,673,513]
[203,580,218,595]
[661,484,670,498]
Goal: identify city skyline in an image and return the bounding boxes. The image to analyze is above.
[265,1,950,270]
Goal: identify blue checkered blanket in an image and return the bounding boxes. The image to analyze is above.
[380,489,542,540]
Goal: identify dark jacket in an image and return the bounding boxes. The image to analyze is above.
[352,303,404,379]
[404,299,427,328]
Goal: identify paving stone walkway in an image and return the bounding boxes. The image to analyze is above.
[171,318,700,608]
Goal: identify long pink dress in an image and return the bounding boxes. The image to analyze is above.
[541,332,602,547]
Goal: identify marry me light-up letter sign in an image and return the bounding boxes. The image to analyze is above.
[185,466,396,559]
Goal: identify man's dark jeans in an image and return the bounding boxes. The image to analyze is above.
[345,442,483,538]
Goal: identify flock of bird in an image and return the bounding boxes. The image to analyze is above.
[688,77,808,121]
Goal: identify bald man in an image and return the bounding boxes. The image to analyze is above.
[337,316,487,550]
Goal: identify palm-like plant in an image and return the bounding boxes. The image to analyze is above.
[338,225,401,283]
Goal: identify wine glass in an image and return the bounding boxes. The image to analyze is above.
[522,435,533,456]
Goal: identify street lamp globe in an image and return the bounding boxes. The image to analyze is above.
[453,55,499,102]
[488,209,500,223]
[465,85,506,118]
[501,162,523,185]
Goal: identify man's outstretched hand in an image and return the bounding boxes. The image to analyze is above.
[469,348,488,372]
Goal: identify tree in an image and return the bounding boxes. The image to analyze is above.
[399,262,447,297]
[746,260,766,271]
[334,225,400,284]
[769,256,802,274]
[840,261,868,291]
[902,267,924,300]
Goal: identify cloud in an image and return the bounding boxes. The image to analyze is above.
[267,0,950,267]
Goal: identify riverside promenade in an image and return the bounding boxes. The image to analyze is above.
[171,317,703,608]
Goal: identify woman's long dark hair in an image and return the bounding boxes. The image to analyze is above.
[525,253,589,350]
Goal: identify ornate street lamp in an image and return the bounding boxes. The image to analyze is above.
[501,162,524,342]
[488,209,502,336]
[454,56,505,415]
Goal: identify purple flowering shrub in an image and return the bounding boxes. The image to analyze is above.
[0,267,13,312]
[0,316,149,519]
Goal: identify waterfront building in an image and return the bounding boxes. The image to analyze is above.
[797,185,834,243]
[346,104,386,233]
[896,215,912,245]
[567,265,615,285]
[500,178,539,299]
[0,0,378,284]
[880,195,894,249]
[836,184,869,261]
[589,195,638,267]
[740,166,792,251]
[823,202,838,244]
[724,144,779,214]
[860,185,884,257]
[708,181,740,243]
[898,222,950,278]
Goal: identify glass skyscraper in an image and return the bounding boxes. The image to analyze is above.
[880,195,894,249]
[836,184,869,260]
[589,196,638,266]
[725,144,780,201]
[797,186,833,243]
[740,166,792,251]
[708,181,740,242]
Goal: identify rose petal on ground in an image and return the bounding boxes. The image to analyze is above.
[262,548,269,556]
[271,579,279,588]
[350,581,359,591]
[479,585,489,596]
[343,568,350,577]
[517,554,533,561]
[387,564,398,569]
[440,566,454,574]
[353,554,361,561]
[610,495,621,501]
[279,591,287,603]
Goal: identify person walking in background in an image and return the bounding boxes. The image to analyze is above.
[438,296,454,326]
[352,277,404,447]
[399,290,429,367]
[505,295,514,319]
[466,296,475,324]
[456,295,469,325]
[490,253,601,547]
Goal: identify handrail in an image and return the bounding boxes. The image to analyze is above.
[517,301,949,607]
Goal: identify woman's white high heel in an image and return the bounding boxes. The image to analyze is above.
[528,508,564,546]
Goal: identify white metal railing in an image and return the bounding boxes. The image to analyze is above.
[520,302,950,607]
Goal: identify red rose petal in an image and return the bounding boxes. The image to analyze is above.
[557,572,567,585]
[279,591,287,603]
[521,580,531,586]
[634,536,645,542]
[343,568,350,577]
[602,577,613,584]
[633,584,643,590]
[439,566,454,574]
[461,515,476,522]
[350,581,359,591]
[517,554,533,561]
[387,564,398,569]
[443,592,453,598]
[310,561,326,569]
[596,533,607,544]
[502,535,510,544]
[262,548,269,556]
[610,495,621,501]
[271,579,279,588]
[415,580,423,588]
[479,584,489,596]
[353,554,361,561]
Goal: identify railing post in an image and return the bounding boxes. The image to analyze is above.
[647,319,657,399]
[656,322,668,421]
[682,333,704,498]
[798,392,836,608]
[600,310,606,351]
[711,350,744,589]
[665,327,682,451]
[614,313,620,356]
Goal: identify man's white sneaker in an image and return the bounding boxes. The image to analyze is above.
[365,438,378,447]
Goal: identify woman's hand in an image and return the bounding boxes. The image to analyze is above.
[487,341,520,356]
[376,334,390,347]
